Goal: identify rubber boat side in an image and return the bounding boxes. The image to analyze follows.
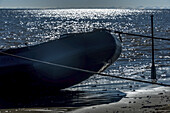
[0,29,122,94]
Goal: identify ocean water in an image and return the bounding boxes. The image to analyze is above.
[0,9,169,109]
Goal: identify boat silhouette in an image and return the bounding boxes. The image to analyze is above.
[0,29,121,94]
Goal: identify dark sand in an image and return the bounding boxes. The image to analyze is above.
[1,86,170,113]
[69,86,170,113]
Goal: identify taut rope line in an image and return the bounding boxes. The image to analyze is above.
[0,51,170,87]
[114,31,170,41]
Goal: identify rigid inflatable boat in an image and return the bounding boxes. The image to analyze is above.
[0,29,121,94]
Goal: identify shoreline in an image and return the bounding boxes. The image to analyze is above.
[68,86,170,113]
[0,86,170,112]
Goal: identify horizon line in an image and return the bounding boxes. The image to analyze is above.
[0,7,170,10]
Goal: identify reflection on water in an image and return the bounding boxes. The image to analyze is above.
[0,9,169,109]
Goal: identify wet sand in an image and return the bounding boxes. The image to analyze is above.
[69,86,170,113]
[0,107,78,113]
[1,86,170,113]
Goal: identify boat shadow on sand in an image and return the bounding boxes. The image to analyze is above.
[0,89,126,109]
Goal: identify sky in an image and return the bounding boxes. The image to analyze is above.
[0,0,170,9]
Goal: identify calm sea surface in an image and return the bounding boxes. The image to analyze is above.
[0,9,169,109]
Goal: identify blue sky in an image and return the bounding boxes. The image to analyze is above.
[0,0,170,9]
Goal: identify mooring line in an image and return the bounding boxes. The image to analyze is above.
[114,31,170,41]
[0,51,170,87]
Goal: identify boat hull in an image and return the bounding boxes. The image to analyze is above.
[0,29,121,94]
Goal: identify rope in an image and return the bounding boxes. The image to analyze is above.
[114,31,170,41]
[0,51,170,87]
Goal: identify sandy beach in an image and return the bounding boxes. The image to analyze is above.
[68,85,170,113]
[1,85,170,113]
